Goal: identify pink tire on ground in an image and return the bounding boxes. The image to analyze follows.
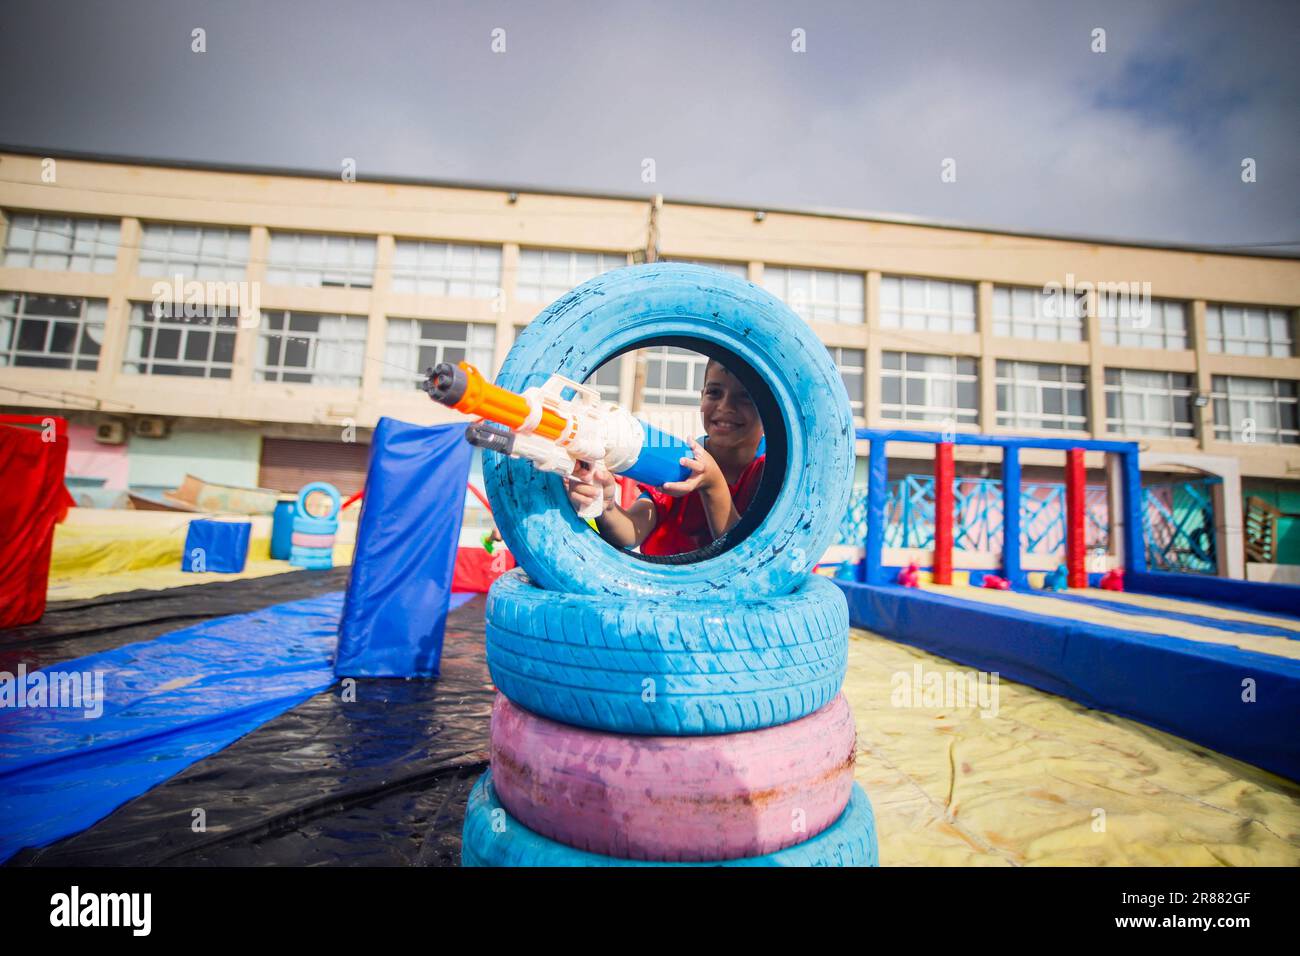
[489,692,857,862]
[291,531,335,548]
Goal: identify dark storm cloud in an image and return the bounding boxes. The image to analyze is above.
[0,0,1295,248]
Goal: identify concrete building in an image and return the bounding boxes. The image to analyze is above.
[1,150,1298,568]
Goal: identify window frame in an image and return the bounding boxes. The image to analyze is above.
[0,291,107,371]
[3,213,121,274]
[123,301,238,379]
[879,275,977,334]
[995,360,1089,432]
[256,310,368,389]
[880,350,980,426]
[1103,368,1196,438]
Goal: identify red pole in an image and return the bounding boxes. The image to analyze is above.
[1065,448,1087,588]
[934,442,954,585]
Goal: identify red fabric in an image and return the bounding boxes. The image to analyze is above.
[452,546,516,593]
[0,419,74,629]
[637,454,766,556]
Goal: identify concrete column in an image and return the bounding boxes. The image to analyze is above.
[230,225,268,388]
[1084,285,1105,437]
[865,270,882,426]
[977,281,996,432]
[359,234,394,404]
[93,216,140,405]
[494,242,520,378]
[1190,299,1213,448]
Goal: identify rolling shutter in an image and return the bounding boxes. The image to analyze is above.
[258,438,371,496]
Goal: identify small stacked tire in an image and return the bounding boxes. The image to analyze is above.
[464,264,875,866]
[290,481,339,570]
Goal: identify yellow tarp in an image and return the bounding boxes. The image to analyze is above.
[844,629,1300,865]
[47,517,353,602]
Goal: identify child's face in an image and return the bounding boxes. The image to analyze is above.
[700,363,763,450]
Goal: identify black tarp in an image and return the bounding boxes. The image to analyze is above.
[4,573,493,866]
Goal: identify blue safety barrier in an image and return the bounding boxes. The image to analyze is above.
[181,519,251,573]
[336,418,473,678]
[836,580,1300,781]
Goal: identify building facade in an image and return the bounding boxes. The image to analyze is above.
[1,151,1298,561]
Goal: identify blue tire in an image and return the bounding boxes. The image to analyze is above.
[484,262,855,600]
[461,769,878,867]
[485,568,848,735]
[290,516,338,535]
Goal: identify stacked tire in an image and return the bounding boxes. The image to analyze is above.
[290,481,339,570]
[461,264,878,867]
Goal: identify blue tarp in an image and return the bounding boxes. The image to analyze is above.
[336,418,473,678]
[837,581,1300,782]
[0,593,343,862]
[182,519,251,573]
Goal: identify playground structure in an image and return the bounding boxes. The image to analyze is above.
[835,428,1300,782]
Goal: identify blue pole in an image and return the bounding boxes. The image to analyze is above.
[1122,448,1147,572]
[1002,446,1024,588]
[865,437,888,585]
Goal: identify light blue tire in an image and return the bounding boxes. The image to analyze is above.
[484,262,855,600]
[486,568,848,735]
[291,516,339,535]
[461,770,878,867]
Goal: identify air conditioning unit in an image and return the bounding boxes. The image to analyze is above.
[134,417,168,439]
[95,421,126,445]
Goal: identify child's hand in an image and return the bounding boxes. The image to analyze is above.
[661,439,726,498]
[566,461,618,514]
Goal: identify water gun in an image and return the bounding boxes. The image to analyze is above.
[424,362,694,518]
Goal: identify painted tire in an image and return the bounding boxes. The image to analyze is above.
[484,262,855,600]
[490,692,857,862]
[290,548,334,569]
[485,568,848,735]
[291,516,338,535]
[296,481,341,519]
[461,770,878,867]
[291,531,336,548]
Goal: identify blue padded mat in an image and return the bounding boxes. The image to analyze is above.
[0,592,345,862]
[837,580,1300,781]
[1037,590,1300,640]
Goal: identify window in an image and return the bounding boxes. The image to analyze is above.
[879,276,975,333]
[0,292,106,370]
[1205,304,1293,358]
[992,285,1085,342]
[3,214,120,273]
[382,319,495,390]
[123,302,237,378]
[1104,369,1195,438]
[827,346,865,419]
[516,248,625,303]
[881,352,979,425]
[640,346,710,407]
[1100,296,1187,350]
[391,240,501,298]
[257,311,366,388]
[138,224,249,281]
[663,258,748,279]
[267,232,375,289]
[1212,376,1299,445]
[586,357,623,402]
[763,266,863,324]
[996,361,1088,431]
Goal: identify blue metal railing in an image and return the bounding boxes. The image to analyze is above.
[839,473,1220,573]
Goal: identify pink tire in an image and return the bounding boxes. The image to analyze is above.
[490,692,857,862]
[291,531,335,548]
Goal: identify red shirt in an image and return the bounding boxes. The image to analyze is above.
[636,448,766,556]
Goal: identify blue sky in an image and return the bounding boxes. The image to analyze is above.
[0,0,1295,249]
